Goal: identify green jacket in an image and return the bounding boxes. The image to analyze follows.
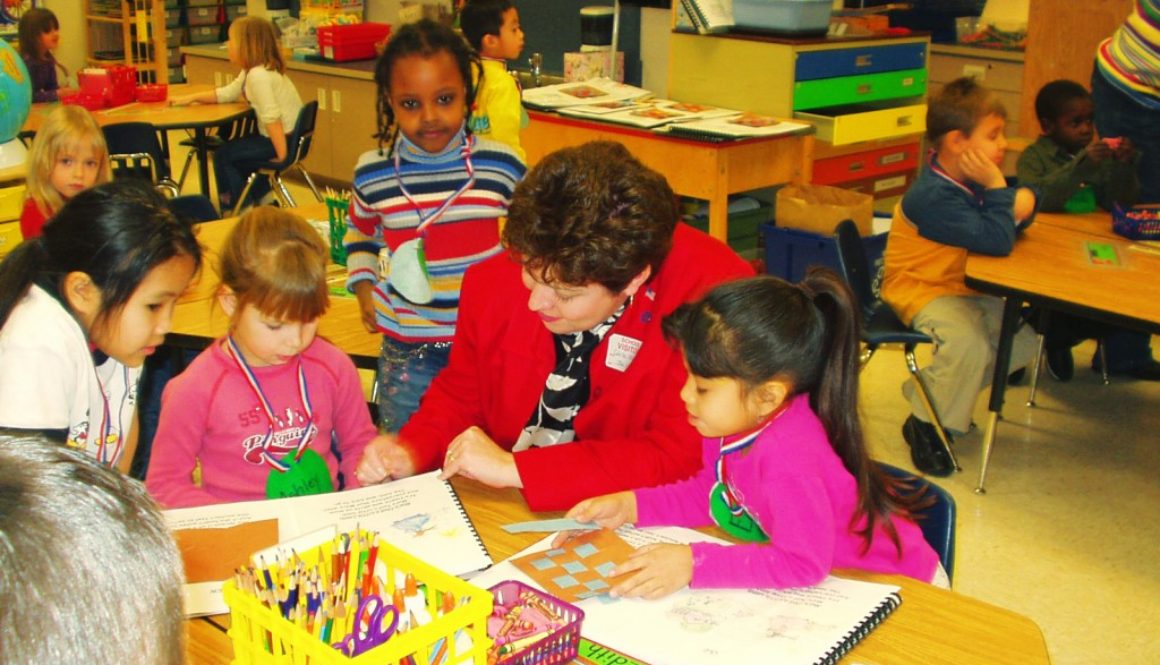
[1015,136,1140,212]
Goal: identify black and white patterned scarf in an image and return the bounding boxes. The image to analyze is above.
[512,301,628,451]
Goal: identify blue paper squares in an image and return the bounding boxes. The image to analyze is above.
[553,574,579,589]
[573,543,598,558]
[562,561,586,574]
[595,562,617,577]
[530,557,555,571]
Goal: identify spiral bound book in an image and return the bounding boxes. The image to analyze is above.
[166,471,491,616]
[472,526,900,665]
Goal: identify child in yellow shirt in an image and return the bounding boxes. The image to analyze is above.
[461,0,526,161]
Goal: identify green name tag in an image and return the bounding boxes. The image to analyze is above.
[709,482,769,543]
[265,448,335,499]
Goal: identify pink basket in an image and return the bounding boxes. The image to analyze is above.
[487,580,584,665]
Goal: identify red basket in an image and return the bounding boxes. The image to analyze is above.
[316,22,391,62]
[136,83,169,103]
[59,88,106,111]
[77,65,139,108]
[487,580,584,665]
[1112,204,1160,241]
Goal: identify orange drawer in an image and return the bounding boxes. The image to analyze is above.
[813,141,920,186]
[840,169,916,199]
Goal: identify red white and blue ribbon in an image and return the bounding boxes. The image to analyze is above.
[714,421,773,516]
[394,135,476,238]
[225,336,316,472]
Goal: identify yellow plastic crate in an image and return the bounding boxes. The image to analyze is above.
[224,532,493,664]
[0,184,25,223]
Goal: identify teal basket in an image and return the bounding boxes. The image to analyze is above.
[326,198,350,266]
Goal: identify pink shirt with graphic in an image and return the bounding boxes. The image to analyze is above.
[146,337,375,508]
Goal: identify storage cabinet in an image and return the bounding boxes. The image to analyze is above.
[668,29,928,199]
[85,0,168,83]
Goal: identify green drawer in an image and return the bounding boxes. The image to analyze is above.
[793,68,927,111]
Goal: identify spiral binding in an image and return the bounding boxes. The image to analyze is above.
[443,480,491,569]
[818,592,902,665]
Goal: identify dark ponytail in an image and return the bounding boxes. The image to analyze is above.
[665,269,930,556]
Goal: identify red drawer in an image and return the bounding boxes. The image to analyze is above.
[839,169,916,199]
[813,141,920,186]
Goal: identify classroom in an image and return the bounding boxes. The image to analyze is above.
[0,1,1156,664]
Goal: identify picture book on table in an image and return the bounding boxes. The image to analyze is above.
[165,471,491,616]
[474,526,901,665]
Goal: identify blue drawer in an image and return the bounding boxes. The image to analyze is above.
[795,42,927,81]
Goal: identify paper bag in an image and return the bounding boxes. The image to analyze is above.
[776,184,874,236]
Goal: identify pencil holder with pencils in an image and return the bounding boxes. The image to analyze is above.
[486,580,583,665]
[324,190,351,266]
[224,529,493,664]
[1112,204,1160,241]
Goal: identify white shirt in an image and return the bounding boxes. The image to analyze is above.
[216,65,303,137]
[0,286,140,466]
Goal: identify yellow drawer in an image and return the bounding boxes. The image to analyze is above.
[0,184,25,223]
[0,220,24,260]
[795,102,926,145]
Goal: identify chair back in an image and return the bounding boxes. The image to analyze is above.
[834,219,877,320]
[272,101,318,171]
[877,462,957,581]
[166,194,220,224]
[103,122,179,196]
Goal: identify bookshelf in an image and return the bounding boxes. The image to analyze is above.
[85,0,168,83]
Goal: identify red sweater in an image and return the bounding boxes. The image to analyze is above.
[399,224,754,510]
[19,199,50,240]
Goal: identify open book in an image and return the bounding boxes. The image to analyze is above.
[164,471,491,616]
[520,77,652,111]
[679,0,734,34]
[472,526,900,665]
[661,113,815,141]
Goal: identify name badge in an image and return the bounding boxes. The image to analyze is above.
[605,334,642,372]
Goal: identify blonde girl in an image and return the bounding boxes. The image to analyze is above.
[147,208,388,508]
[21,105,112,240]
[18,7,67,102]
[171,16,302,212]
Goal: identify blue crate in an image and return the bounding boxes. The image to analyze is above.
[761,223,887,283]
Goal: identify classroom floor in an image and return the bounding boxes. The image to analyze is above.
[174,144,1158,665]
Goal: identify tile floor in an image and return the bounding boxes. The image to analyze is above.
[171,140,1159,665]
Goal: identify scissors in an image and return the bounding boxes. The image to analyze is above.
[333,594,400,657]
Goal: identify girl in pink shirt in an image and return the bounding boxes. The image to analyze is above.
[561,271,945,597]
[147,208,389,507]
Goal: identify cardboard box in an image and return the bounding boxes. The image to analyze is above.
[775,184,873,236]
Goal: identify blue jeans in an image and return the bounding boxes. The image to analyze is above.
[1086,68,1157,370]
[213,134,275,210]
[376,337,451,433]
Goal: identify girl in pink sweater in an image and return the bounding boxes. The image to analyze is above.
[147,209,389,507]
[560,271,945,597]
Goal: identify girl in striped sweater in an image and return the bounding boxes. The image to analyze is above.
[345,19,526,432]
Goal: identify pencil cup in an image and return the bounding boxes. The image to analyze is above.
[325,197,350,266]
[486,580,584,665]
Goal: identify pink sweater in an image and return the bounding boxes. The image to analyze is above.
[635,395,939,588]
[146,338,376,508]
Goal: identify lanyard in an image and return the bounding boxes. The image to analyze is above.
[394,135,476,237]
[224,337,316,472]
[714,420,773,516]
[92,363,129,466]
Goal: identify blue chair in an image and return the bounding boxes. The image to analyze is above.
[834,219,960,473]
[102,122,181,198]
[233,101,323,215]
[166,194,220,224]
[878,462,957,582]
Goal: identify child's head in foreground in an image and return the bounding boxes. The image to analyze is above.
[926,76,1009,168]
[0,433,185,665]
[1034,79,1095,154]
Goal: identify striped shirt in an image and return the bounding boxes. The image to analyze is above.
[1095,0,1160,110]
[344,129,525,342]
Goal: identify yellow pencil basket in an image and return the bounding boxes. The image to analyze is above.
[223,532,494,664]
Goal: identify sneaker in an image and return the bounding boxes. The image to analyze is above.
[1045,341,1075,382]
[902,415,953,477]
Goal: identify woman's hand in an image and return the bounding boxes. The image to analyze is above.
[439,426,522,488]
[355,434,416,485]
[353,281,378,333]
[609,543,694,600]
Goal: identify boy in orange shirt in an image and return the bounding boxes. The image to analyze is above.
[881,77,1040,476]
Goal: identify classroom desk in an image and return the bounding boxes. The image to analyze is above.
[186,477,1051,665]
[965,216,1160,492]
[22,85,252,198]
[522,110,814,243]
[167,202,381,368]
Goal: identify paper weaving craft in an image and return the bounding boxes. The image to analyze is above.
[510,529,635,602]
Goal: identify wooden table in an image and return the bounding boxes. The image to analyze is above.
[965,216,1160,492]
[523,110,814,242]
[168,202,380,368]
[185,478,1051,665]
[23,85,252,197]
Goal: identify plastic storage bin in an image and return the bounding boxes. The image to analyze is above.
[732,0,833,36]
[317,22,392,62]
[224,531,493,664]
[487,580,583,665]
[762,223,887,283]
[188,25,223,44]
[683,202,772,258]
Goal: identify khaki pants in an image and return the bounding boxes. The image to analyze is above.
[904,295,1038,435]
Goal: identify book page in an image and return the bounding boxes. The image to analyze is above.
[473,526,900,665]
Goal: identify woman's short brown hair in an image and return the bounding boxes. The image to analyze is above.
[503,141,678,292]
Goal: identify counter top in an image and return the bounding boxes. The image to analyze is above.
[181,44,377,81]
[930,43,1024,62]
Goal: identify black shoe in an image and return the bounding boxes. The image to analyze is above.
[1045,342,1075,382]
[902,415,954,477]
[1007,368,1026,386]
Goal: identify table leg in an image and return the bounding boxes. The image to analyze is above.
[195,128,213,198]
[707,191,729,243]
[975,296,1022,494]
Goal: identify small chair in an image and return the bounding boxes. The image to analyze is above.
[166,194,220,224]
[102,122,180,198]
[233,101,323,215]
[878,462,957,581]
[174,111,258,192]
[833,219,960,472]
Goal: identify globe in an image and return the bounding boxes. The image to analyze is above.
[0,38,32,170]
